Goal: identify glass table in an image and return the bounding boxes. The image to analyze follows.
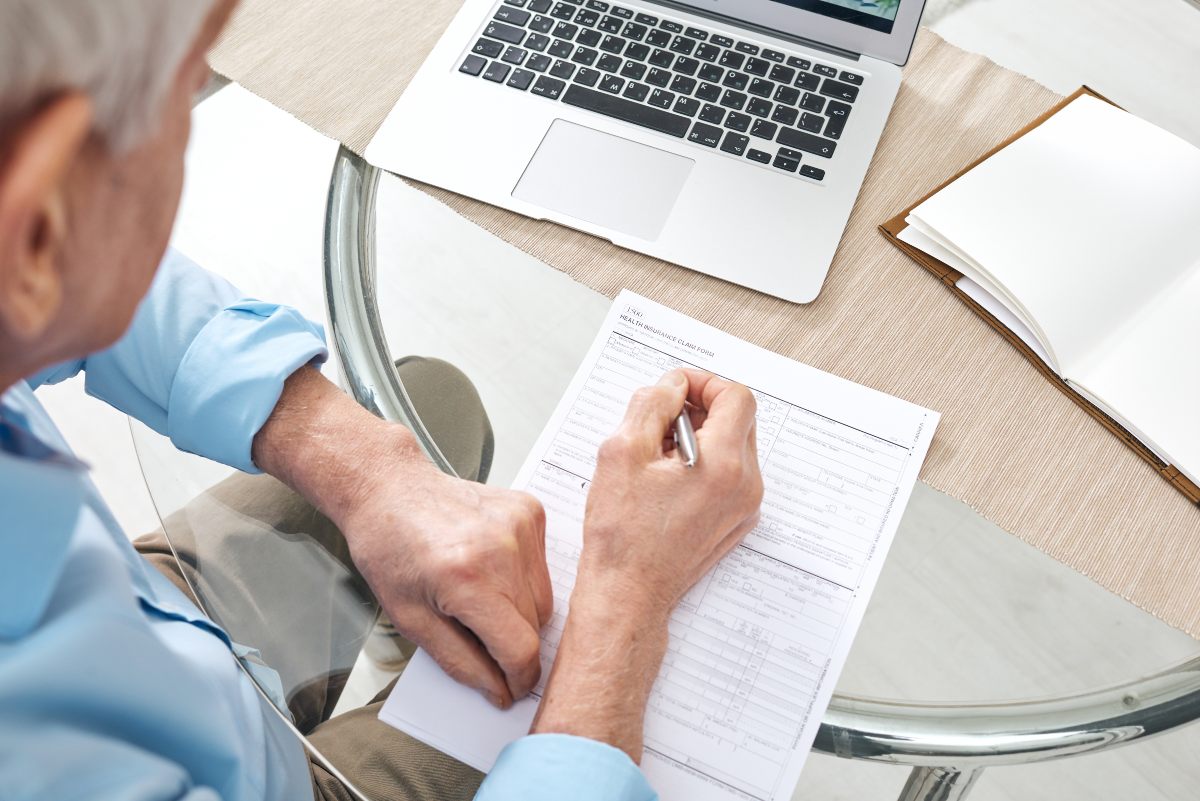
[133,2,1200,799]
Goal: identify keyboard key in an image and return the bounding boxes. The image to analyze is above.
[460,54,487,75]
[528,53,553,71]
[799,111,823,132]
[777,127,836,157]
[553,21,579,39]
[724,111,751,132]
[623,81,649,101]
[696,43,721,62]
[762,48,784,62]
[673,56,699,76]
[699,103,725,124]
[747,148,771,164]
[530,0,552,10]
[646,28,671,47]
[473,38,504,58]
[599,73,624,93]
[772,151,799,172]
[823,114,846,140]
[813,63,837,77]
[600,34,624,52]
[674,96,700,116]
[800,164,825,180]
[819,78,859,103]
[646,68,671,87]
[660,20,683,33]
[649,48,674,67]
[577,28,601,46]
[795,72,819,91]
[495,6,531,24]
[747,77,773,98]
[747,97,772,117]
[769,64,795,84]
[530,14,555,32]
[598,14,622,32]
[720,131,750,155]
[698,63,724,82]
[507,68,535,89]
[574,66,601,86]
[825,99,851,118]
[502,46,528,64]
[771,105,797,126]
[622,22,647,40]
[550,2,575,18]
[635,12,658,25]
[718,50,745,69]
[774,85,800,105]
[696,82,721,101]
[670,75,697,94]
[688,122,722,147]
[549,39,573,58]
[719,89,747,110]
[721,70,748,90]
[597,52,622,71]
[587,0,608,9]
[735,41,759,54]
[625,42,650,60]
[562,84,691,136]
[786,55,810,70]
[551,58,576,78]
[709,34,733,48]
[483,61,511,82]
[669,35,696,55]
[648,88,675,108]
[620,60,646,80]
[750,118,777,139]
[571,46,598,65]
[526,33,551,51]
[839,70,863,85]
[611,5,633,18]
[575,9,600,26]
[563,0,582,5]
[799,91,824,112]
[505,0,527,5]
[531,74,566,97]
[685,27,708,40]
[744,57,770,76]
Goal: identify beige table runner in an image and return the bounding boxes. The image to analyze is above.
[212,1,1200,640]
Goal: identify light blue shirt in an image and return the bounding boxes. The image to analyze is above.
[0,249,655,801]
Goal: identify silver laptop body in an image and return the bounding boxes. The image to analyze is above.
[367,0,926,303]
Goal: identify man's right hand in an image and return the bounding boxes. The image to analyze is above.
[532,368,764,760]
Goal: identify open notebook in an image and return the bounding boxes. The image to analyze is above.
[882,89,1200,504]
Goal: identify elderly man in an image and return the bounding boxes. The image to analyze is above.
[0,1,763,800]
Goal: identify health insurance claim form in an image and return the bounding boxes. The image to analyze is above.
[380,290,938,801]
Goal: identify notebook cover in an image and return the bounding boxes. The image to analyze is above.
[879,86,1200,506]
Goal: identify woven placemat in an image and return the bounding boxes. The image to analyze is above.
[211,1,1200,639]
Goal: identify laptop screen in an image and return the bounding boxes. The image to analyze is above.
[775,0,901,34]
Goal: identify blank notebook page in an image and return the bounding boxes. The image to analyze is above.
[910,94,1200,377]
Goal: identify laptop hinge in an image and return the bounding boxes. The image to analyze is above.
[640,0,861,61]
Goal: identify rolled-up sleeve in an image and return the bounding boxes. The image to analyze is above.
[33,249,327,472]
[475,735,657,801]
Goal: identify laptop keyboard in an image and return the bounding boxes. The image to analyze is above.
[458,0,862,181]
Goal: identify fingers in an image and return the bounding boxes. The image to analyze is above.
[681,369,757,452]
[615,370,689,459]
[448,593,545,702]
[405,605,513,708]
[513,492,555,628]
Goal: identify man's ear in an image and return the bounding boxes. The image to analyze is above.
[0,92,92,342]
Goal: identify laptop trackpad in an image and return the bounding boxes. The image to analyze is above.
[512,119,694,241]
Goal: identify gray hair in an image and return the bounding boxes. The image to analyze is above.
[0,0,216,153]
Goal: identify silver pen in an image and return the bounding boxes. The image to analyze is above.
[673,407,699,468]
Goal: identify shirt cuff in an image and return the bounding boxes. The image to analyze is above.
[167,300,327,472]
[475,734,657,801]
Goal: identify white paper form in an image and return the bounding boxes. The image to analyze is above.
[380,290,939,801]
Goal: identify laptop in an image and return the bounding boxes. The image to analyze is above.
[366,0,926,303]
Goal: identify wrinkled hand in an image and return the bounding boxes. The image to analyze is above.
[339,461,553,709]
